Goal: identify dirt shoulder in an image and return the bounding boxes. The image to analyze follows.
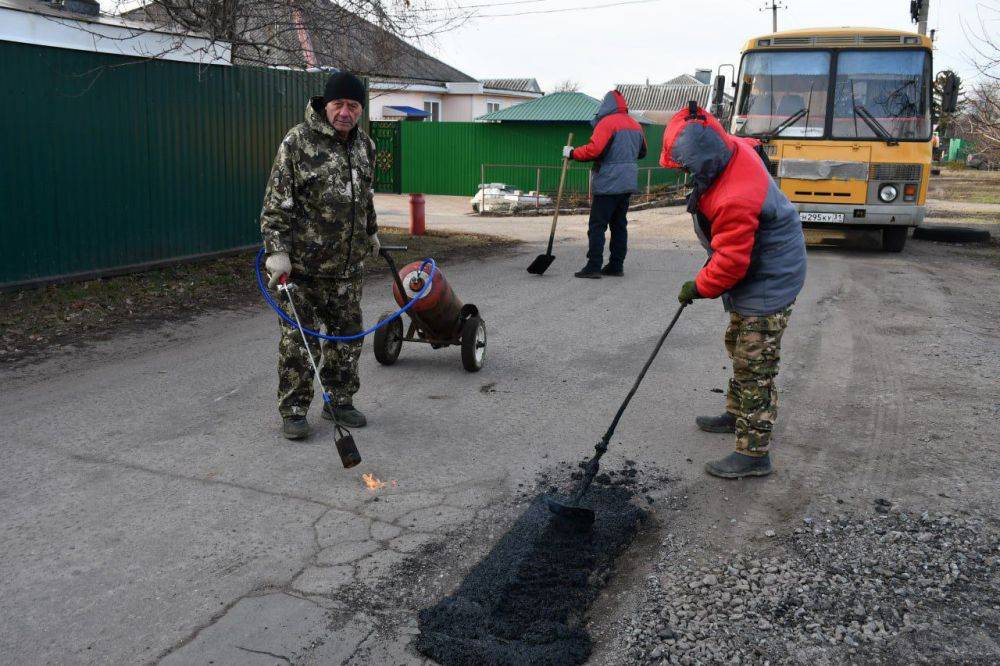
[0,227,519,367]
[927,166,1000,207]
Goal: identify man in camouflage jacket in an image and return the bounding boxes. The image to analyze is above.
[260,72,379,440]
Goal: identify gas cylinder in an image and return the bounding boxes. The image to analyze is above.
[393,260,463,340]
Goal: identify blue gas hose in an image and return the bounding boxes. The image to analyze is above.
[255,247,435,342]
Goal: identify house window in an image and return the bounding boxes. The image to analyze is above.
[486,101,501,114]
[423,101,441,122]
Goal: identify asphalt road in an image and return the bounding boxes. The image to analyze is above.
[2,197,998,664]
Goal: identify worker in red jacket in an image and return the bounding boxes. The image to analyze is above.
[564,90,647,278]
[660,102,807,479]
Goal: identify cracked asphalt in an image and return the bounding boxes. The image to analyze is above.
[2,195,998,664]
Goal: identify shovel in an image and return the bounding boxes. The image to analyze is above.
[548,302,688,527]
[527,132,573,275]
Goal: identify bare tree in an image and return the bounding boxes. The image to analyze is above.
[962,1,1000,155]
[959,82,1000,157]
[552,79,581,93]
[92,0,469,73]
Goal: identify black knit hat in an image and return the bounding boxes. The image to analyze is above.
[323,72,366,108]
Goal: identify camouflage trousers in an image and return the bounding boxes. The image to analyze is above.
[724,305,793,457]
[276,276,363,418]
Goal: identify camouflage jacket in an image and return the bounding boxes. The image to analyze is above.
[260,97,378,279]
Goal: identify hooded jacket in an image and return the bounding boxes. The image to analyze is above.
[660,105,806,316]
[260,97,378,279]
[570,91,647,195]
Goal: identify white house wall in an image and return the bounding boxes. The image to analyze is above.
[369,87,541,122]
[369,89,445,121]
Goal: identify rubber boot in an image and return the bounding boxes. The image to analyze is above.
[696,412,736,433]
[574,266,602,279]
[705,452,772,479]
[323,402,368,428]
[601,264,624,277]
[282,416,310,440]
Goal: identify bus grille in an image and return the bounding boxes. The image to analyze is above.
[767,160,780,177]
[870,163,922,181]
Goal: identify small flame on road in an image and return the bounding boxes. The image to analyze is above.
[362,472,386,490]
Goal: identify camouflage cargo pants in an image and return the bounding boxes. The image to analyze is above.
[724,305,793,456]
[276,276,363,417]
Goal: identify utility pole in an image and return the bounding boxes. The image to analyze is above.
[910,0,930,35]
[761,2,786,33]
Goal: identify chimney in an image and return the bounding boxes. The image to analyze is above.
[61,0,101,16]
[694,68,712,85]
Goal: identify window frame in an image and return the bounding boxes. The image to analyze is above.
[423,100,441,122]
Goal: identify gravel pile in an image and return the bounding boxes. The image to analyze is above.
[616,507,999,664]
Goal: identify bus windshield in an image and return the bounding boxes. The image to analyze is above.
[832,50,931,140]
[734,51,830,139]
[734,48,931,141]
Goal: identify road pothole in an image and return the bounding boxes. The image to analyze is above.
[415,484,650,665]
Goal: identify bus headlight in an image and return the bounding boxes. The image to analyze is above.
[879,184,899,203]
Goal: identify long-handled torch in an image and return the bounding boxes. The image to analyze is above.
[277,276,361,468]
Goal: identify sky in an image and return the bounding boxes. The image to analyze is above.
[98,1,994,95]
[414,0,992,96]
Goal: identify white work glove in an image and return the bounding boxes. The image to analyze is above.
[265,252,291,288]
[368,232,381,256]
[562,145,574,160]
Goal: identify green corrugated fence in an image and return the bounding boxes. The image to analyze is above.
[0,40,328,288]
[398,122,681,196]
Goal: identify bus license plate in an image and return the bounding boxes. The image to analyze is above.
[799,212,844,223]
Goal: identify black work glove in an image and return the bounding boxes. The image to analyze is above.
[678,280,702,304]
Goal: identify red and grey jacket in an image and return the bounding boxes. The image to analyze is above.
[570,91,647,195]
[660,104,806,315]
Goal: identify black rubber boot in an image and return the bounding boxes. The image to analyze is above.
[601,264,624,277]
[705,452,772,479]
[696,412,736,433]
[282,416,310,440]
[323,402,368,428]
[574,267,602,279]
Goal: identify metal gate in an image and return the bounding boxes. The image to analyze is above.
[370,121,402,193]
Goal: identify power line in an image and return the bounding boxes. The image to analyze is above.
[760,1,786,32]
[402,0,551,13]
[419,0,661,20]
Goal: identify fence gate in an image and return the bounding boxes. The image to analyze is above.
[370,121,402,193]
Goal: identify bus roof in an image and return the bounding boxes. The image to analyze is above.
[741,27,932,52]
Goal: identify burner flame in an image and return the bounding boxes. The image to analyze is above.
[362,472,386,490]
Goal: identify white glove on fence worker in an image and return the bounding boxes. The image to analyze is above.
[562,145,574,160]
[266,252,292,288]
[369,232,381,256]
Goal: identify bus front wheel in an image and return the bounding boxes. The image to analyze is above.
[882,227,908,253]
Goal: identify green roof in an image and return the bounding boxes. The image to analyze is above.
[476,91,652,124]
[476,92,599,123]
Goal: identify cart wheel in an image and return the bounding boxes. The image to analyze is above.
[460,316,487,372]
[373,310,403,365]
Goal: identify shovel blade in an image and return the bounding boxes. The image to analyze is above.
[526,253,555,275]
[546,495,595,529]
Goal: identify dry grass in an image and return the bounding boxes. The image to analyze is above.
[0,227,518,365]
[928,168,1000,205]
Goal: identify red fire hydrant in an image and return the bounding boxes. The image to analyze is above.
[409,193,425,236]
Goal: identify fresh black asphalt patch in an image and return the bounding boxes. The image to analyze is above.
[415,484,648,665]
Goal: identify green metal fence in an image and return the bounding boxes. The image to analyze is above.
[399,122,680,196]
[0,40,328,288]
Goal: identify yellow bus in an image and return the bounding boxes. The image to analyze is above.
[727,27,955,252]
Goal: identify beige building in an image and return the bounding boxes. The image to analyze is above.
[371,78,543,122]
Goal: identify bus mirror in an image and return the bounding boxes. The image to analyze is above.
[713,75,726,112]
[940,71,960,114]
